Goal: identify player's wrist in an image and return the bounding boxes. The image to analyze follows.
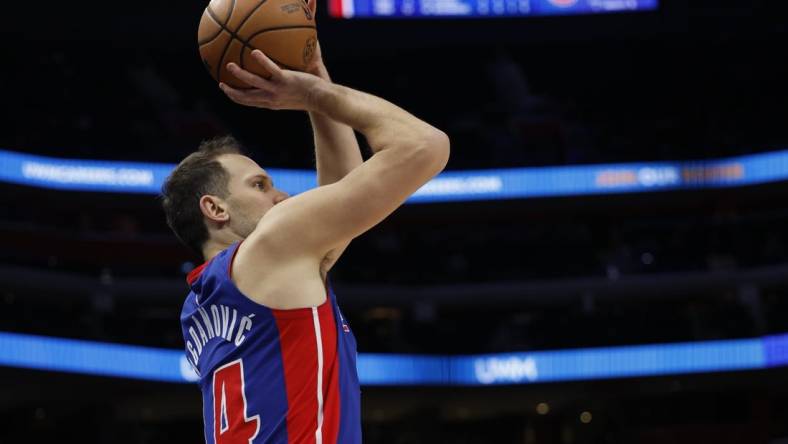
[306,61,330,81]
[304,76,332,112]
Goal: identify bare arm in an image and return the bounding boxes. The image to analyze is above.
[221,51,448,306]
[308,61,364,186]
[304,4,365,185]
[221,52,448,247]
[306,53,364,272]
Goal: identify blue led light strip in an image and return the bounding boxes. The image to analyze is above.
[2,331,787,385]
[331,0,658,19]
[2,148,788,202]
[0,332,193,383]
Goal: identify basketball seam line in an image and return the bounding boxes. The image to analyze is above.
[244,25,316,41]
[227,0,237,26]
[239,25,315,72]
[199,10,225,46]
[207,0,237,26]
[218,23,316,43]
[217,0,269,82]
[215,23,310,74]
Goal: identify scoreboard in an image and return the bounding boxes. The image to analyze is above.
[328,0,658,19]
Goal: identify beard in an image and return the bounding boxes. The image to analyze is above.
[226,200,266,240]
[232,213,260,240]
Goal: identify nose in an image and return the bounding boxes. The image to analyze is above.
[274,190,289,204]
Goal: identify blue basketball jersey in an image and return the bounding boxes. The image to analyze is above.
[180,242,362,444]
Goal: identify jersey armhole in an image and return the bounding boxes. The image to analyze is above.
[227,240,244,280]
[228,240,333,316]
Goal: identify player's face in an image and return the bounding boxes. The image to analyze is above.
[219,154,289,239]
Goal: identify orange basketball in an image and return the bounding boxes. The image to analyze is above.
[197,0,317,88]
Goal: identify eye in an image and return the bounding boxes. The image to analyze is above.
[254,181,266,190]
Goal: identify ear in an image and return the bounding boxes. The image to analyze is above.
[199,195,230,225]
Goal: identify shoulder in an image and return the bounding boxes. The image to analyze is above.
[232,231,327,310]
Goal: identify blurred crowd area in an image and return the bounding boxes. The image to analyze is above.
[3,32,787,170]
[2,31,788,354]
[4,172,788,355]
[2,185,786,282]
[3,242,787,353]
[3,367,788,444]
[3,2,788,443]
[3,274,787,354]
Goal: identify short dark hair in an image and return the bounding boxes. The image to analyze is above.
[161,135,245,256]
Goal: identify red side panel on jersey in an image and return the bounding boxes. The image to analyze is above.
[272,297,340,444]
[273,309,319,444]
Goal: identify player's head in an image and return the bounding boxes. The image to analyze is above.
[161,135,289,257]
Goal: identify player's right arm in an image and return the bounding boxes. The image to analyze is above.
[222,51,448,304]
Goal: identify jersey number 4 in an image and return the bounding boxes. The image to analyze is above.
[213,359,261,444]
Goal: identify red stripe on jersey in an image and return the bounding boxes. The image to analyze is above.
[273,299,335,444]
[318,298,340,444]
[186,261,209,286]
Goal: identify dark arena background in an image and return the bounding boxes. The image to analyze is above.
[2,0,788,443]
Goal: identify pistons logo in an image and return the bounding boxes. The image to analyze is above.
[549,0,578,7]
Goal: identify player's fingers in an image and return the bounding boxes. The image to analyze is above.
[219,83,256,106]
[226,63,273,90]
[250,50,283,79]
[220,83,274,108]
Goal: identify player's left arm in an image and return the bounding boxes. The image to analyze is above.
[305,38,364,274]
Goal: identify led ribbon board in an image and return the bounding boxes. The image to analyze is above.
[328,0,658,19]
[2,148,788,202]
[1,331,787,385]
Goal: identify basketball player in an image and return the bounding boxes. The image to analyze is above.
[161,36,449,444]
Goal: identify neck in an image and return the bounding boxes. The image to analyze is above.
[201,244,225,262]
[202,233,243,262]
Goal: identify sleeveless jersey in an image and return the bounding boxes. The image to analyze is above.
[180,242,362,444]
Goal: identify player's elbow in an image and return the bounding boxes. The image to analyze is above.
[418,129,450,175]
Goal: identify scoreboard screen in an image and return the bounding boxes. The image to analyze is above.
[328,0,658,19]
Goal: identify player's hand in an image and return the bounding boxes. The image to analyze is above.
[304,40,325,77]
[220,50,322,111]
